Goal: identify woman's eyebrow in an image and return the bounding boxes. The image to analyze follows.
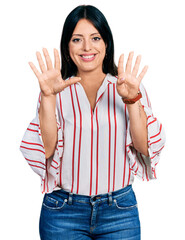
[72,33,100,37]
[91,33,100,36]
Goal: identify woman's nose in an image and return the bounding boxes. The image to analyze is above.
[83,39,92,51]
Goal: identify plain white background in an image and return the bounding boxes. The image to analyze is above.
[1,0,185,239]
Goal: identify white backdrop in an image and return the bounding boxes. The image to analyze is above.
[1,0,184,239]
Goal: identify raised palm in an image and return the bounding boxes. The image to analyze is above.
[29,48,81,96]
[116,52,148,99]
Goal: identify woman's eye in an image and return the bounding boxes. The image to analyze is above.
[93,37,101,41]
[72,38,81,43]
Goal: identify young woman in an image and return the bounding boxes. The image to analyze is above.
[20,5,165,240]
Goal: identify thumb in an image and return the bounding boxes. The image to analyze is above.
[64,77,81,88]
[117,74,126,85]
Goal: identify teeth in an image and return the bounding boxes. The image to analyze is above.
[81,55,95,59]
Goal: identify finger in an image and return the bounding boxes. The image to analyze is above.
[117,76,126,85]
[42,48,53,70]
[28,62,42,79]
[54,48,61,70]
[118,54,124,77]
[137,65,148,83]
[126,51,134,73]
[132,55,141,77]
[36,51,47,73]
[64,77,81,88]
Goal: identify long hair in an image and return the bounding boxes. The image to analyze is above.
[60,5,118,79]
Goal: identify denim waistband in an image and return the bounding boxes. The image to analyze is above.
[53,185,132,206]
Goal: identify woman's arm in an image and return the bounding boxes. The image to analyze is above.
[29,48,81,158]
[126,100,149,156]
[39,94,58,159]
[116,52,149,156]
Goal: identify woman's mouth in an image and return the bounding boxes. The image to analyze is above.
[79,54,96,62]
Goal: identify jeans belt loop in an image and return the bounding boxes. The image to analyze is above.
[108,192,113,206]
[68,192,73,205]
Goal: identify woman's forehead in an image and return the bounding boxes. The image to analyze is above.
[72,19,100,36]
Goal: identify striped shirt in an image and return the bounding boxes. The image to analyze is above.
[20,73,165,195]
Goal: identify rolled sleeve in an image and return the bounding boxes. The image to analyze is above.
[20,93,64,193]
[126,83,166,181]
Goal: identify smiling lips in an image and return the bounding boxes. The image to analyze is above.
[79,54,97,62]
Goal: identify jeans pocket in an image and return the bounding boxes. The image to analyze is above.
[113,189,138,210]
[42,194,68,210]
[114,199,138,210]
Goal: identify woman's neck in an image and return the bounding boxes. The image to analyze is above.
[77,69,106,87]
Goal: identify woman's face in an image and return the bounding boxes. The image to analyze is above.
[68,19,106,75]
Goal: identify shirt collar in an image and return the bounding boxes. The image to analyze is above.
[94,74,116,100]
[106,73,117,84]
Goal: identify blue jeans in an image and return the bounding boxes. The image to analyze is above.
[39,185,140,239]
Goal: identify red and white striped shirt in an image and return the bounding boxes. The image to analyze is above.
[20,74,165,195]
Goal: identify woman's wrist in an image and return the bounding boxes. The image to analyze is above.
[40,92,56,107]
[122,91,142,104]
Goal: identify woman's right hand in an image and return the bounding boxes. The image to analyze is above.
[29,48,81,97]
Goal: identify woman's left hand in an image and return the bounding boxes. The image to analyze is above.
[116,52,148,99]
